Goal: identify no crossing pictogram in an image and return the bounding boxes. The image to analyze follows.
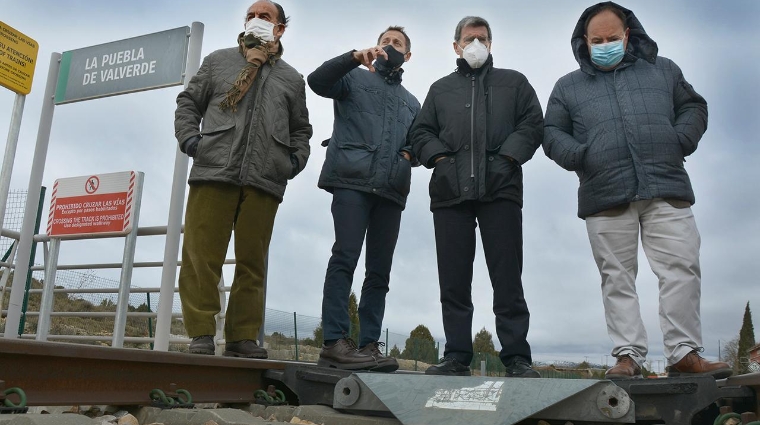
[85,176,100,194]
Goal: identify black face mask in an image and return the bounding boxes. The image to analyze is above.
[376,45,406,70]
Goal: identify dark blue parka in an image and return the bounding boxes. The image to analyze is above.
[542,2,708,218]
[309,51,420,208]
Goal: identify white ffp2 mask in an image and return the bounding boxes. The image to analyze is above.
[461,39,489,69]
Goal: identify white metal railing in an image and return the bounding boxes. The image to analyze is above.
[0,223,233,351]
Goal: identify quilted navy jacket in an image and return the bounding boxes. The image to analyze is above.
[308,51,420,208]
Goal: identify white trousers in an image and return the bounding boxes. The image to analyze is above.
[586,199,702,365]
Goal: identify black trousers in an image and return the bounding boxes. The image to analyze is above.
[433,199,532,366]
[322,188,403,347]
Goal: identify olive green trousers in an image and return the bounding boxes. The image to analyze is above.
[179,181,279,341]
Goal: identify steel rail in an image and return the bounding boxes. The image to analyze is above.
[0,338,296,406]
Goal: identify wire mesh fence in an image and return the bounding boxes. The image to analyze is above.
[0,190,26,253]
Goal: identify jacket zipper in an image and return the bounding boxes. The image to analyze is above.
[470,76,475,179]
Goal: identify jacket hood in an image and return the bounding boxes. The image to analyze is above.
[571,2,658,74]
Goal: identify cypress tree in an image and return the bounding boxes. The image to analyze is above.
[737,301,756,374]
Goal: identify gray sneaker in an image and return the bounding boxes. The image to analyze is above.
[189,335,214,355]
[224,340,268,359]
[359,341,399,373]
[318,338,378,370]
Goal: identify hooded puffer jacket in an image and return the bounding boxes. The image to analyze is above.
[542,1,707,218]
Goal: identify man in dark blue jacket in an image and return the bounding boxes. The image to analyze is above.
[308,26,420,372]
[543,2,731,379]
[409,16,543,377]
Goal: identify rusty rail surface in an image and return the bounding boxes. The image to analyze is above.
[0,338,296,406]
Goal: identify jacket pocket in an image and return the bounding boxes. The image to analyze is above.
[334,143,378,180]
[196,123,235,167]
[485,148,520,196]
[388,153,412,197]
[429,156,460,202]
[262,134,298,183]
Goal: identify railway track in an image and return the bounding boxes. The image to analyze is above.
[2,338,760,425]
[0,338,291,406]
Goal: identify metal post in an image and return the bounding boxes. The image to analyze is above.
[154,22,204,351]
[385,328,388,356]
[112,172,144,348]
[293,311,298,361]
[147,292,153,350]
[36,238,60,341]
[0,94,26,235]
[481,360,486,377]
[18,186,46,335]
[215,274,225,355]
[4,53,60,339]
[0,241,18,307]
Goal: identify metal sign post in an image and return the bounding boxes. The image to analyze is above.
[153,21,204,352]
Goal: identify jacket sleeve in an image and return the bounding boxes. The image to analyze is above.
[409,88,448,169]
[175,54,213,148]
[542,80,588,172]
[289,76,313,178]
[307,51,361,100]
[671,61,707,157]
[498,76,544,164]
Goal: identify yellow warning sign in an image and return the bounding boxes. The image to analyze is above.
[0,21,39,95]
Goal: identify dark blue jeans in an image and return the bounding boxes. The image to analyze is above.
[433,199,532,366]
[322,188,403,347]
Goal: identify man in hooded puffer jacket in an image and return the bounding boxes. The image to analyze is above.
[543,2,731,379]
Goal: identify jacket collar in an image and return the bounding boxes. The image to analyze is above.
[375,61,404,84]
[455,54,494,76]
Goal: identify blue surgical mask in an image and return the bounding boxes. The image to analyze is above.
[590,39,625,68]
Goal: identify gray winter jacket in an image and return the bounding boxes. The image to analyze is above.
[308,51,420,207]
[542,2,707,218]
[175,43,312,202]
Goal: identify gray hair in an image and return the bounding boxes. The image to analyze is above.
[454,16,492,43]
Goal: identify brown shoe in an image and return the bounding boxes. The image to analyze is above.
[359,341,399,373]
[317,338,378,370]
[667,351,733,379]
[223,340,268,359]
[605,355,643,379]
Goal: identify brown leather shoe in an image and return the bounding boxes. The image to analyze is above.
[605,355,643,379]
[359,341,399,373]
[667,351,733,379]
[317,338,378,370]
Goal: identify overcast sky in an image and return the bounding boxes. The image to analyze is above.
[1,0,758,371]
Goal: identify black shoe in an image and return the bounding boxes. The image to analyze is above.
[223,339,268,359]
[318,338,378,370]
[189,335,214,355]
[425,357,471,376]
[505,357,540,378]
[359,341,399,373]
